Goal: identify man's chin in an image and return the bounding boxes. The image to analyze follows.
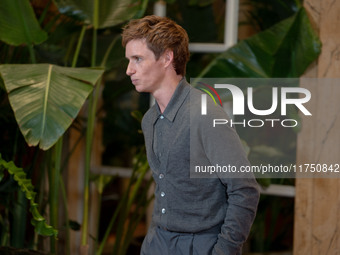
[134,85,146,93]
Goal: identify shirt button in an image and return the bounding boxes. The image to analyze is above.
[160,115,164,119]
[161,208,166,214]
[159,173,164,179]
[161,192,165,197]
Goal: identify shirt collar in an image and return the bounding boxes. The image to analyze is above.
[153,78,191,123]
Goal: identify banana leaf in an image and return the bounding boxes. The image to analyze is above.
[54,0,149,29]
[198,8,321,78]
[0,64,104,150]
[0,0,47,46]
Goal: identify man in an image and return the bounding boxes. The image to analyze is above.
[122,15,260,255]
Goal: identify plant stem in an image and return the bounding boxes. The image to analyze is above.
[96,193,125,255]
[38,0,52,25]
[10,129,26,248]
[0,210,10,246]
[49,138,63,254]
[113,157,149,255]
[91,28,97,68]
[33,151,48,250]
[28,44,36,64]
[93,0,99,30]
[60,177,71,255]
[100,35,119,68]
[11,190,27,248]
[72,25,87,68]
[94,193,101,252]
[81,25,98,251]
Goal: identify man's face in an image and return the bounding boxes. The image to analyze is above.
[125,39,165,93]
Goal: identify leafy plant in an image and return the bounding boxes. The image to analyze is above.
[0,0,149,254]
[0,64,104,150]
[54,0,149,29]
[240,0,298,32]
[0,154,57,238]
[198,8,321,78]
[96,146,153,255]
[0,0,48,63]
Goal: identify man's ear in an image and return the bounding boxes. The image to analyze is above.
[163,49,174,68]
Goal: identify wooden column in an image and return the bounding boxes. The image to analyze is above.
[294,0,340,254]
[67,123,85,254]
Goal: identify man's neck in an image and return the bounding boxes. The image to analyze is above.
[152,75,183,113]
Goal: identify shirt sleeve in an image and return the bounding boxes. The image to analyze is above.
[198,104,260,255]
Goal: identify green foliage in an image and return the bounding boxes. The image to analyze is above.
[0,0,148,252]
[54,0,149,29]
[0,64,104,150]
[0,154,58,238]
[198,8,321,78]
[96,148,153,255]
[241,0,299,32]
[0,0,47,46]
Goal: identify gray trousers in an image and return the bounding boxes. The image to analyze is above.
[140,225,220,255]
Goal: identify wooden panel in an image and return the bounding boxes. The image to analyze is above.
[293,78,316,254]
[294,0,340,254]
[317,0,340,78]
[67,127,85,254]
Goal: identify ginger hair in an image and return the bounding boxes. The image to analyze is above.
[122,15,190,76]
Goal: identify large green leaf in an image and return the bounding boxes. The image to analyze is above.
[54,0,148,29]
[0,0,47,46]
[198,8,321,78]
[0,64,104,150]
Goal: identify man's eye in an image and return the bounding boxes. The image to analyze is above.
[135,57,142,62]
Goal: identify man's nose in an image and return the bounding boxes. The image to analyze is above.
[126,62,135,76]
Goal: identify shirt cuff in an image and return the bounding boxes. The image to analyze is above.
[212,238,242,255]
